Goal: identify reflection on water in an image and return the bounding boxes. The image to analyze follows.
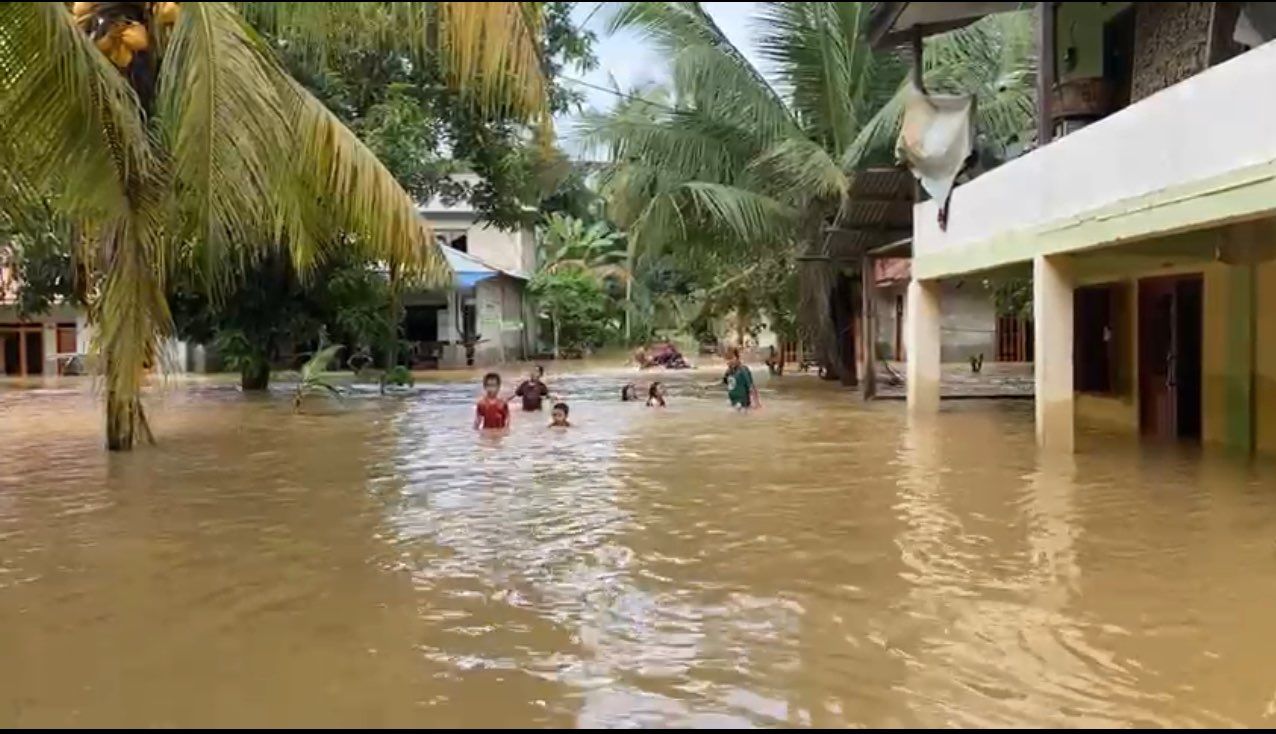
[3,369,1276,727]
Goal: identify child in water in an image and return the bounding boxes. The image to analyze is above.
[723,348,760,410]
[512,364,551,412]
[549,402,572,428]
[474,372,510,430]
[647,381,667,407]
[621,383,639,402]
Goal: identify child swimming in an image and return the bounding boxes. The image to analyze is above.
[549,402,571,428]
[621,383,639,402]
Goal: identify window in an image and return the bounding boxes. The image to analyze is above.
[436,231,468,253]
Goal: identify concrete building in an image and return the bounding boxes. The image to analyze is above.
[873,258,998,363]
[409,181,537,369]
[0,295,190,378]
[872,2,1276,453]
[0,288,90,377]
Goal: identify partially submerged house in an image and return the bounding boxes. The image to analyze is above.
[872,2,1276,453]
[822,167,1003,396]
[872,257,999,364]
[408,183,537,369]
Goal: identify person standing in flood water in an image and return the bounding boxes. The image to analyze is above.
[723,348,760,410]
[474,373,510,430]
[647,382,667,407]
[512,364,551,412]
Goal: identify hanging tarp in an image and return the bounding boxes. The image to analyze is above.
[438,245,529,289]
[895,83,975,229]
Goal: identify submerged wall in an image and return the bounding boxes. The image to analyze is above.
[1072,217,1276,454]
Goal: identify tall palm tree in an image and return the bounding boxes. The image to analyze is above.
[579,2,1035,376]
[0,2,548,450]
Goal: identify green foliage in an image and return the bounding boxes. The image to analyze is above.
[293,344,345,411]
[382,365,415,389]
[170,252,394,389]
[0,203,80,318]
[585,2,1035,367]
[277,1,599,229]
[529,269,610,354]
[986,277,1033,318]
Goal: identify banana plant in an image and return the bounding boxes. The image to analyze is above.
[292,344,345,411]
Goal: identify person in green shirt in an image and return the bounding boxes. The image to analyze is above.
[723,348,761,410]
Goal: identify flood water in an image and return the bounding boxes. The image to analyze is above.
[3,367,1276,727]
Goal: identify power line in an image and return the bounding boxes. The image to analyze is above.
[561,75,676,112]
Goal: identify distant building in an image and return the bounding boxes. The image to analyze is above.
[872,258,999,363]
[0,277,191,378]
[410,179,538,369]
[3,174,538,375]
[0,271,89,376]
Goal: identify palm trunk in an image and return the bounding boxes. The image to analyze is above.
[241,361,270,391]
[624,277,632,343]
[552,316,561,360]
[106,377,153,450]
[105,387,136,451]
[386,262,401,369]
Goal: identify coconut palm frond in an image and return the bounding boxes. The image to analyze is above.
[159,1,288,279]
[578,106,758,187]
[749,137,848,202]
[239,2,548,122]
[679,181,795,246]
[0,2,153,221]
[757,1,875,154]
[608,1,797,142]
[278,75,447,285]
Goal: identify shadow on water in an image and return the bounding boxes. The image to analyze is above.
[2,368,1276,726]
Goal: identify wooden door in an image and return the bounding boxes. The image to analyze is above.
[1139,275,1203,441]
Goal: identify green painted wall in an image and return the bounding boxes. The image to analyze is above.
[1256,260,1276,454]
[1068,222,1276,454]
[1056,2,1132,82]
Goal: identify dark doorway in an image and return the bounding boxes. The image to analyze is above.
[1074,284,1115,393]
[1175,277,1203,439]
[403,305,440,343]
[2,333,19,376]
[828,273,858,386]
[24,331,44,376]
[1139,275,1203,441]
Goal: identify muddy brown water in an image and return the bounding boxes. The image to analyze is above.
[2,368,1276,727]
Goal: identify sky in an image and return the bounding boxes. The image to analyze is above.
[558,2,764,156]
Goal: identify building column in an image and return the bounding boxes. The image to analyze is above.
[906,278,941,413]
[1033,255,1074,452]
[42,322,57,375]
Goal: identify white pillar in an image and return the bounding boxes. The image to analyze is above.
[1033,255,1074,452]
[42,322,57,375]
[906,278,942,414]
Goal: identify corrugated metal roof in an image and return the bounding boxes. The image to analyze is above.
[827,167,915,257]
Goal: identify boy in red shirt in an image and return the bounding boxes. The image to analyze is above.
[474,372,510,430]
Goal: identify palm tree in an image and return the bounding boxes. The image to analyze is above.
[0,2,548,450]
[579,2,1035,376]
